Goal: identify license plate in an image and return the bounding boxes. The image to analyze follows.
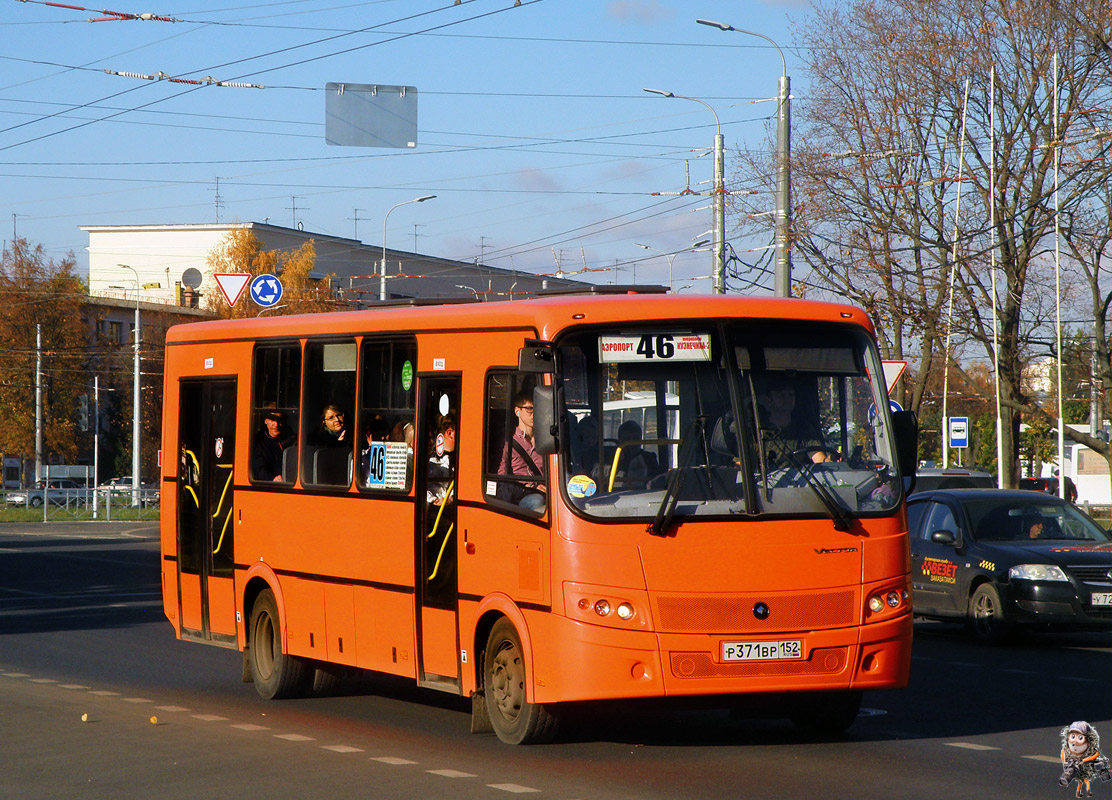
[722,640,802,661]
[1092,593,1112,607]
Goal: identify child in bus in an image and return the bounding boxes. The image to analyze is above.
[427,414,456,506]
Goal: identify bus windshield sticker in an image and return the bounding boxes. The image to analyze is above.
[567,474,596,498]
[599,333,711,363]
[367,441,408,490]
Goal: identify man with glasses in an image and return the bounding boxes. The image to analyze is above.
[497,389,546,512]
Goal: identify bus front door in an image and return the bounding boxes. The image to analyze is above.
[176,379,238,646]
[415,376,462,691]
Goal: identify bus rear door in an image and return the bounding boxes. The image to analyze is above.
[175,379,238,646]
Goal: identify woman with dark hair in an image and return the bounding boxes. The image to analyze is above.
[312,404,348,447]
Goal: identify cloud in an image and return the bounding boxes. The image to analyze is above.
[607,0,674,24]
[514,168,565,194]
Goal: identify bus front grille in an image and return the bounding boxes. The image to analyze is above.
[669,647,848,679]
[654,590,856,633]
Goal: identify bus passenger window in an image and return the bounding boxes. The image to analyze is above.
[358,338,417,491]
[484,372,546,514]
[250,343,301,484]
[301,340,356,488]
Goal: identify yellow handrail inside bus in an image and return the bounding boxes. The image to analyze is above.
[427,480,454,540]
[211,463,234,555]
[183,485,200,508]
[213,504,233,556]
[607,446,624,492]
[428,523,454,581]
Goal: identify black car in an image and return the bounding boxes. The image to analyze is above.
[909,467,995,495]
[907,489,1112,644]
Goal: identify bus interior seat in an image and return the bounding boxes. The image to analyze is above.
[281,446,298,483]
[310,446,352,486]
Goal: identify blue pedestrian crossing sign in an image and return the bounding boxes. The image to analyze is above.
[948,416,969,449]
[250,274,283,307]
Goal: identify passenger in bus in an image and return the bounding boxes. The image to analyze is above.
[253,410,294,482]
[614,419,660,489]
[427,414,456,506]
[312,404,349,447]
[755,375,829,468]
[497,390,546,511]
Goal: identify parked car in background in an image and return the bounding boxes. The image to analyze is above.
[5,478,91,508]
[908,488,1112,644]
[98,476,160,506]
[909,467,995,495]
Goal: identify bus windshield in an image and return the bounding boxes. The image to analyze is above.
[558,322,902,523]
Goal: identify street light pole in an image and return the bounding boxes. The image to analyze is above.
[380,195,436,301]
[634,239,711,292]
[643,89,726,294]
[118,264,141,507]
[697,18,792,298]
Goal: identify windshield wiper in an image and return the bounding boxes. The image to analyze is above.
[780,449,855,532]
[648,416,706,537]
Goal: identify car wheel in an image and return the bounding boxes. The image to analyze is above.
[483,617,558,745]
[968,583,1011,645]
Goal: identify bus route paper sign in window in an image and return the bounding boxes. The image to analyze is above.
[599,333,711,363]
[366,442,409,490]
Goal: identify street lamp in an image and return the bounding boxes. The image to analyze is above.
[697,18,792,298]
[634,239,711,292]
[118,264,141,507]
[380,195,436,301]
[644,88,726,295]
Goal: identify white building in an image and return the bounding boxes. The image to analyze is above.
[82,222,581,309]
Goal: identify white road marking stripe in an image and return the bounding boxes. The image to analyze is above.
[945,742,1001,751]
[192,714,229,722]
[30,678,58,684]
[274,733,315,741]
[427,769,476,778]
[123,697,153,703]
[155,705,189,712]
[372,757,418,765]
[1023,755,1062,763]
[230,724,269,731]
[488,784,541,793]
[322,745,363,753]
[59,684,89,690]
[2,673,30,678]
[89,691,120,696]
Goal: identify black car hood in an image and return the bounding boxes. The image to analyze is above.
[985,540,1112,566]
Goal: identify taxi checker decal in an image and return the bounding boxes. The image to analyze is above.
[921,556,957,584]
[979,559,996,571]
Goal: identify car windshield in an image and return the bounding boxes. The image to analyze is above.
[556,322,902,523]
[966,497,1111,543]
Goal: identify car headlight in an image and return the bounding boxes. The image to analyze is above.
[1008,564,1069,582]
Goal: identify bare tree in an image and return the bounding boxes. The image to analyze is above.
[732,0,1111,485]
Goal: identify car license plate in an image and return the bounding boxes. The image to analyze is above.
[1092,593,1112,607]
[722,640,802,661]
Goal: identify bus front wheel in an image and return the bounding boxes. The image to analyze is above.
[483,618,558,745]
[249,589,311,699]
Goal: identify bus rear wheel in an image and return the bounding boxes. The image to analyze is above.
[483,618,557,745]
[249,589,311,699]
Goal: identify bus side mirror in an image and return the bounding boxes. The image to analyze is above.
[518,340,555,374]
[533,385,562,456]
[891,409,918,480]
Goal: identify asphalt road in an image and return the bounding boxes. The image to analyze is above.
[1,521,1109,800]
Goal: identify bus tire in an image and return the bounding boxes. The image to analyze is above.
[790,690,862,733]
[249,589,311,699]
[968,583,1011,645]
[483,617,558,745]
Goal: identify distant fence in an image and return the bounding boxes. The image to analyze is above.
[0,487,160,522]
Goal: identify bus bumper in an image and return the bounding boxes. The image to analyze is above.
[528,612,911,704]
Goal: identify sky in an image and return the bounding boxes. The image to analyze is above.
[1,0,809,294]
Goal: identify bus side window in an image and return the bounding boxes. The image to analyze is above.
[301,340,357,488]
[358,338,417,491]
[483,371,545,514]
[250,343,301,484]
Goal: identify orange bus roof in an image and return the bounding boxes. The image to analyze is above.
[165,293,875,345]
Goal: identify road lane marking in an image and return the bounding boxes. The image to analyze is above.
[59,684,90,689]
[231,724,270,731]
[155,705,189,712]
[945,742,1001,751]
[372,756,418,765]
[274,733,315,741]
[123,697,153,703]
[30,678,58,683]
[428,769,476,778]
[192,714,229,722]
[322,745,364,753]
[1,673,30,678]
[89,690,120,696]
[489,784,541,793]
[1023,755,1062,763]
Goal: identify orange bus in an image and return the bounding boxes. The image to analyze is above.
[160,289,918,744]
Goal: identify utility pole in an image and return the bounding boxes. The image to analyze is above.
[35,324,42,482]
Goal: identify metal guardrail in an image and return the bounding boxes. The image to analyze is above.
[1,487,160,521]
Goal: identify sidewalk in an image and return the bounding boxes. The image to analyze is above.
[0,520,159,538]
